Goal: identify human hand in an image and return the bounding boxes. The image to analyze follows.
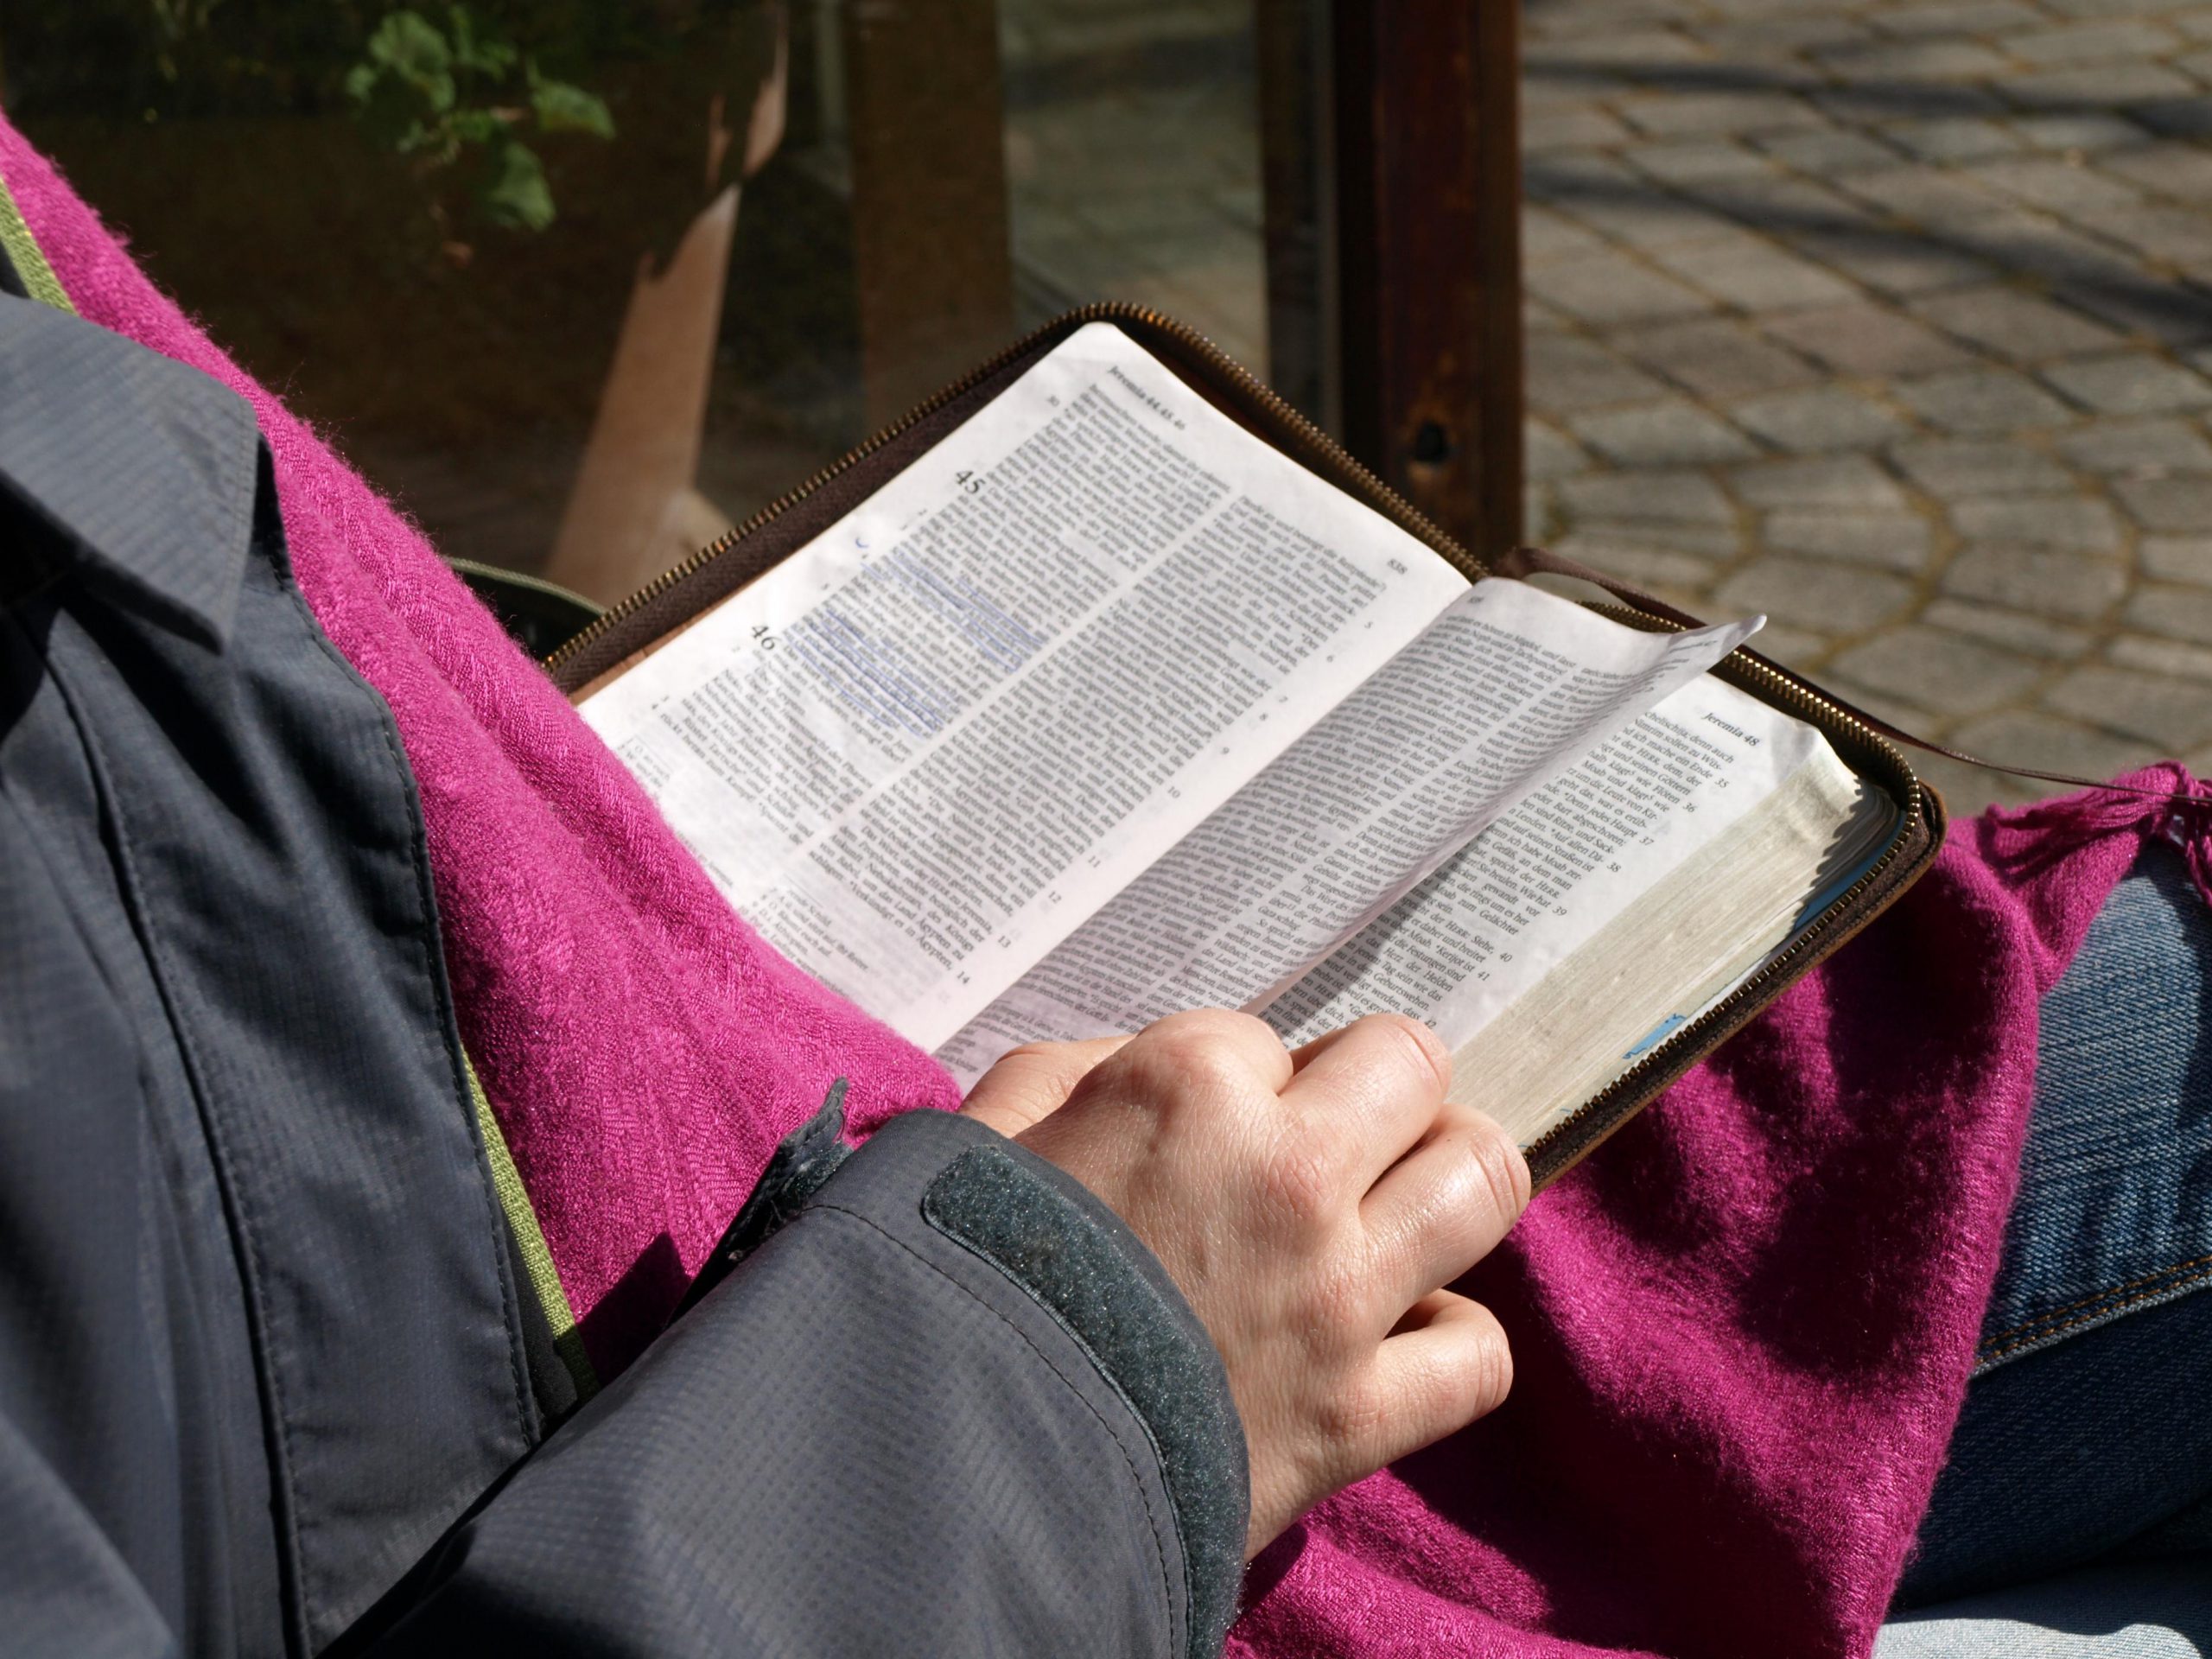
[961,1009,1529,1556]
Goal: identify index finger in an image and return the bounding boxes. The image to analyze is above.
[960,1034,1133,1139]
[1281,1013,1452,1185]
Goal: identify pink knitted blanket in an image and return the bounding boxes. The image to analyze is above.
[8,114,2207,1659]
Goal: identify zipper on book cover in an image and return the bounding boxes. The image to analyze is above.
[1518,604,1935,1179]
[542,302,1483,683]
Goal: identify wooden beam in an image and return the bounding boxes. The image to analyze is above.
[839,0,1015,429]
[1323,0,1524,562]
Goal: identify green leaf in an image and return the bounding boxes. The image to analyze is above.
[448,107,510,145]
[361,10,455,114]
[529,78,614,140]
[480,140,555,232]
[448,6,519,79]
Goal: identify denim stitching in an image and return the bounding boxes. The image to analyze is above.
[1978,1257,2212,1365]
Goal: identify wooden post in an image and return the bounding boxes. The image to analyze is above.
[839,0,1016,429]
[1271,0,1524,562]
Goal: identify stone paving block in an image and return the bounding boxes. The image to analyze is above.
[1528,26,1707,70]
[2050,273,2212,346]
[1953,494,2127,551]
[2010,113,2150,153]
[1731,385,1913,450]
[2125,580,2212,641]
[2143,534,2212,582]
[1762,302,1977,376]
[2110,632,2212,681]
[1815,37,2015,81]
[1682,172,1878,234]
[1893,366,2077,433]
[1962,156,2145,213]
[1943,543,2131,619]
[1839,163,2011,225]
[1829,624,2044,714]
[2136,96,2212,137]
[1548,175,1755,251]
[1889,436,2075,495]
[1626,139,1778,186]
[2035,0,2196,16]
[1611,315,1824,399]
[1652,236,1865,310]
[1754,128,1903,176]
[1527,106,1640,152]
[1923,596,2096,658]
[2114,472,2212,528]
[1788,226,1998,295]
[1527,419,1592,482]
[1523,206,1611,268]
[1569,399,1765,465]
[1763,506,1936,569]
[1954,211,2148,289]
[1751,624,1834,669]
[1910,283,2125,360]
[2003,18,2183,62]
[1529,331,1677,410]
[2044,664,2212,748]
[1729,454,1912,510]
[2043,350,2212,415]
[2097,141,2212,202]
[2068,203,2212,267]
[1716,556,1916,630]
[1698,16,1871,53]
[2005,62,2199,109]
[1622,90,1832,139]
[1558,467,1738,524]
[1946,709,2158,791]
[1552,538,1725,594]
[1880,116,2028,162]
[1872,1,2044,35]
[1565,517,1744,556]
[2056,416,2212,474]
[1527,149,1643,201]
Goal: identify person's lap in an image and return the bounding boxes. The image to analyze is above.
[1898,837,2212,1606]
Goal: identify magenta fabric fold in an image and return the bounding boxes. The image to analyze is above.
[10,116,2209,1658]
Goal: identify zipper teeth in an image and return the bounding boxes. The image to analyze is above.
[1520,605,1928,1171]
[546,305,1931,1165]
[543,302,1477,678]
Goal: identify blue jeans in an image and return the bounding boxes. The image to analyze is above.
[1899,840,2212,1605]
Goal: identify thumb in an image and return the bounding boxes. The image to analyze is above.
[960,1035,1132,1140]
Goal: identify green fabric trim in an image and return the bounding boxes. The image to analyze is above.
[465,1051,600,1403]
[0,162,73,313]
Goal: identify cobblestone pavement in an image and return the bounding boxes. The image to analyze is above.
[1523,0,2212,813]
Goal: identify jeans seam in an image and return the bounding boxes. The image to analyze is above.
[1978,1256,2212,1364]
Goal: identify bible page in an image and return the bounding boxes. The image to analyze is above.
[1264,674,1892,1144]
[1268,675,1828,1051]
[580,322,1468,1049]
[936,582,1758,1084]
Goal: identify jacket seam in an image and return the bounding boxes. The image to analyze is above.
[35,616,315,1654]
[272,531,538,1456]
[808,1201,1180,1657]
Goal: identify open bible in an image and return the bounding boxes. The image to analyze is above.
[573,321,1928,1175]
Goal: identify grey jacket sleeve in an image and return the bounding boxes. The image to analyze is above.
[359,1105,1249,1658]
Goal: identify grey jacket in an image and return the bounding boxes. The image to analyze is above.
[0,287,1245,1656]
